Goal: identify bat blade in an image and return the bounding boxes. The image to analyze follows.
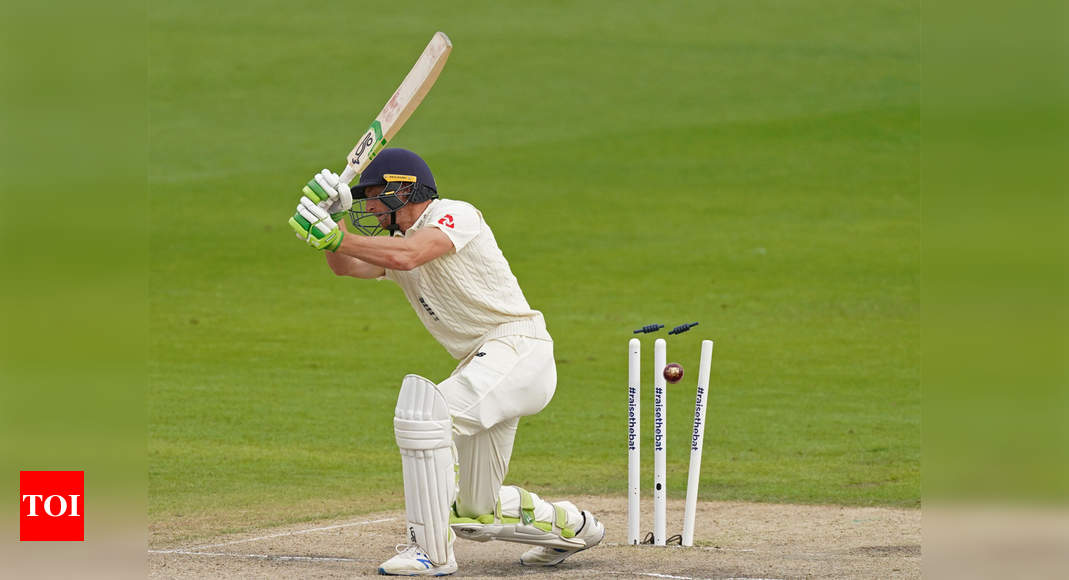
[339,32,452,184]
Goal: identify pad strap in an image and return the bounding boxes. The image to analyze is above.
[394,418,452,449]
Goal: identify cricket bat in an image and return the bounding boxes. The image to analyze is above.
[338,31,452,185]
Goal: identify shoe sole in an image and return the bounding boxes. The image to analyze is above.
[378,565,457,576]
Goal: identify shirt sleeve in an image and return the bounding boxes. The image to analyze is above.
[424,201,481,252]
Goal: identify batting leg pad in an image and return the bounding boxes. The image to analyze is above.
[394,374,457,566]
[450,486,585,550]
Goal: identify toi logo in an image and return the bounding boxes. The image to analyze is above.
[20,471,84,541]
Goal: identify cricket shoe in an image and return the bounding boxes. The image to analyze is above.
[520,510,605,567]
[378,543,457,576]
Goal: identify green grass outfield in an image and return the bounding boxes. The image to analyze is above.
[149,1,919,536]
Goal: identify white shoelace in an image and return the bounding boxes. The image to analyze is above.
[394,543,424,555]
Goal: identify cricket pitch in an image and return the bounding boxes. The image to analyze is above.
[149,496,920,578]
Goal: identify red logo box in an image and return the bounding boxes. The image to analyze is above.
[20,471,84,541]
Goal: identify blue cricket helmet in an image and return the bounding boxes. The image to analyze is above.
[350,148,437,202]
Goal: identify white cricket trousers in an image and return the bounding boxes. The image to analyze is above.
[437,335,556,517]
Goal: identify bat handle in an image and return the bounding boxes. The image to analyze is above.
[339,165,356,185]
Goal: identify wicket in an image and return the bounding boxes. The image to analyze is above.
[627,337,714,547]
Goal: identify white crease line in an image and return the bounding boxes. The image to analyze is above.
[628,575,785,580]
[608,570,786,580]
[603,542,758,553]
[150,550,361,563]
[152,517,397,553]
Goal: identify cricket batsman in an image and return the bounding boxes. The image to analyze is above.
[289,148,605,576]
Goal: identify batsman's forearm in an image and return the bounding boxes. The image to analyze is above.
[324,248,385,279]
[334,234,421,271]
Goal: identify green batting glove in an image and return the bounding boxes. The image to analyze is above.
[303,170,353,222]
[289,214,344,251]
[290,197,344,251]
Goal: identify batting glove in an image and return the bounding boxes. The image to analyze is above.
[302,169,352,222]
[289,196,344,251]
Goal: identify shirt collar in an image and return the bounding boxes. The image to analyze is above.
[407,199,440,234]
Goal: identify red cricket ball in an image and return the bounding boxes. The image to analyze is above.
[663,363,684,384]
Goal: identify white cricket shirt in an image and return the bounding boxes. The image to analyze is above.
[384,198,551,360]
